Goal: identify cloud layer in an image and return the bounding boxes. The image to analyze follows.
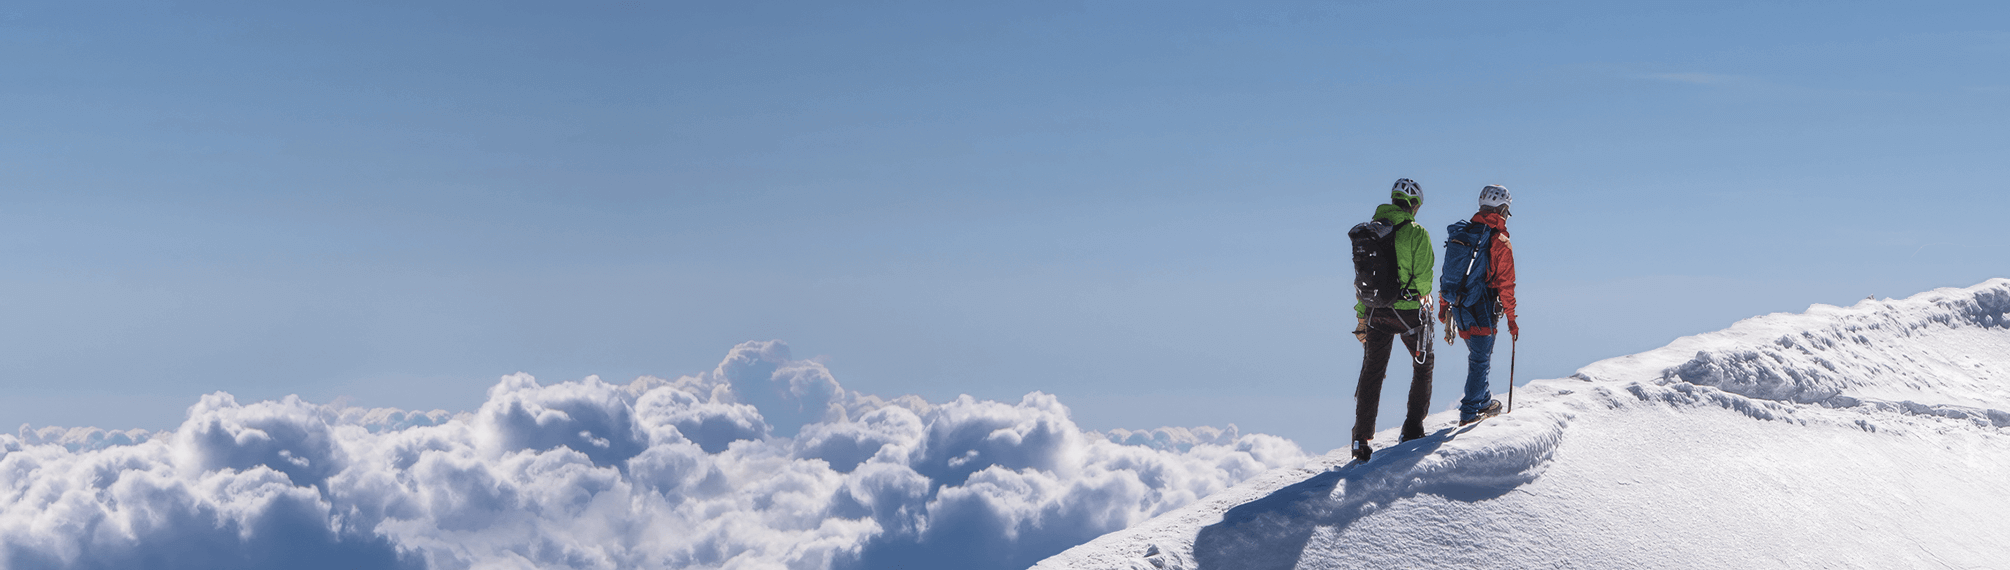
[1,341,1304,570]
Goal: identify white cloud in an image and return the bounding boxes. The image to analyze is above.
[0,340,1306,570]
[13,425,160,451]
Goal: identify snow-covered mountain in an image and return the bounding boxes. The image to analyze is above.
[1035,279,2010,570]
[5,280,2003,569]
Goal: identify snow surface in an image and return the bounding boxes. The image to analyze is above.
[1035,278,2010,570]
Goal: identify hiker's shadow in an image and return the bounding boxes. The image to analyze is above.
[1191,425,1515,570]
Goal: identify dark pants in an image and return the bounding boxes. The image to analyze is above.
[1461,333,1497,420]
[1353,308,1434,442]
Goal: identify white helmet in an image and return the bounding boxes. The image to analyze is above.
[1478,184,1511,210]
[1392,178,1421,198]
[1391,178,1422,208]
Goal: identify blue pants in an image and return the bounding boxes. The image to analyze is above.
[1460,333,1497,419]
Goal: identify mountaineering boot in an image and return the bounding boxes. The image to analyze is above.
[1459,399,1504,426]
[1399,431,1427,443]
[1351,439,1373,463]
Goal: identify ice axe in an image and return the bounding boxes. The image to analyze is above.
[1508,336,1517,413]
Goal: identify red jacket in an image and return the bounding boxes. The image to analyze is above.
[1441,211,1517,339]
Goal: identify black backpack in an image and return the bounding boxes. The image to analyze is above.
[1349,219,1410,308]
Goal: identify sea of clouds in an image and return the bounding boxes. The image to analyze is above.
[0,341,1305,570]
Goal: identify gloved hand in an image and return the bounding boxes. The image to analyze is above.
[1438,305,1455,345]
[1509,318,1520,341]
[1354,317,1370,343]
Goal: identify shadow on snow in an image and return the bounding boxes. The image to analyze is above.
[1192,424,1521,570]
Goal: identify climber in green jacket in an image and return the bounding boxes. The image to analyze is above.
[1349,179,1435,462]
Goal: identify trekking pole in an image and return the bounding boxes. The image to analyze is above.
[1508,336,1516,413]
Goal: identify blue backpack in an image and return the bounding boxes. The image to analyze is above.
[1440,220,1497,331]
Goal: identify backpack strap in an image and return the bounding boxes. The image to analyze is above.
[1388,219,1416,236]
[1391,220,1421,300]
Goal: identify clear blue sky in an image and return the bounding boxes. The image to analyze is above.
[4,0,2005,451]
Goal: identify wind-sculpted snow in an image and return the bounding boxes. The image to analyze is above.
[1586,278,2010,422]
[0,341,1306,570]
[1037,279,2010,570]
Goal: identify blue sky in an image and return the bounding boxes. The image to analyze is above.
[3,0,2006,452]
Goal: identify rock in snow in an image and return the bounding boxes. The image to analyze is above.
[1035,278,2010,570]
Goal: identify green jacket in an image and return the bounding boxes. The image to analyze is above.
[1354,204,1434,318]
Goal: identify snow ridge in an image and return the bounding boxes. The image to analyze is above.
[1581,279,2010,432]
[1646,281,2008,405]
[1038,278,2010,570]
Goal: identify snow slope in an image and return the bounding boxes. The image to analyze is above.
[1035,278,2010,570]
